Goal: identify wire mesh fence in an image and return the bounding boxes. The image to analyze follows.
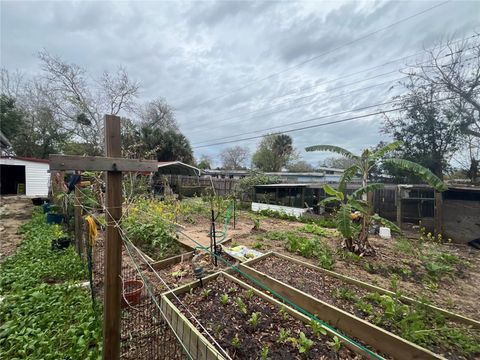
[85,227,192,360]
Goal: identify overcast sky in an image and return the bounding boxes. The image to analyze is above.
[1,0,479,167]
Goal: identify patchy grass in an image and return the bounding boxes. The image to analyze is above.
[0,210,102,359]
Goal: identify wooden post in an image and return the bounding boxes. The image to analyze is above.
[396,186,403,230]
[434,190,443,237]
[103,115,122,360]
[74,176,83,257]
[233,198,236,230]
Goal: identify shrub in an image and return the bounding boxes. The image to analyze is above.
[123,199,180,259]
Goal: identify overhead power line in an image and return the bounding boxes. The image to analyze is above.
[179,0,451,110]
[192,96,455,149]
[190,52,479,142]
[189,72,403,135]
[186,34,478,133]
[193,99,400,145]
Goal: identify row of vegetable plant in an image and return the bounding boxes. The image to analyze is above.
[0,209,102,359]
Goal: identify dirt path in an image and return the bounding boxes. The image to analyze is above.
[0,196,33,262]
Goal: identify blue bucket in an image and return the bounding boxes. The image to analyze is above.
[46,213,64,225]
[42,203,52,214]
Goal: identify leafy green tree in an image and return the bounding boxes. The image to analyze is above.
[252,134,294,171]
[306,141,447,255]
[383,82,462,178]
[197,155,212,170]
[0,95,24,140]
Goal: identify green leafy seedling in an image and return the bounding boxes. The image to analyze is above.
[231,334,241,348]
[259,345,270,360]
[279,306,289,320]
[236,297,248,314]
[245,288,255,299]
[329,336,343,352]
[309,319,327,337]
[248,312,261,329]
[298,332,314,354]
[220,293,229,306]
[201,288,211,298]
[277,328,291,343]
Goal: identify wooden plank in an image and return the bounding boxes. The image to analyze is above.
[103,115,123,360]
[238,262,441,360]
[396,187,403,229]
[163,271,375,359]
[267,252,480,328]
[49,154,158,172]
[74,182,83,257]
[161,294,226,359]
[151,251,195,271]
[434,191,444,237]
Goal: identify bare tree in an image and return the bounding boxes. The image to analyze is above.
[220,146,249,169]
[37,50,139,154]
[406,34,480,137]
[139,98,178,130]
[321,156,357,169]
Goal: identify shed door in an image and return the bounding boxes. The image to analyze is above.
[0,165,26,195]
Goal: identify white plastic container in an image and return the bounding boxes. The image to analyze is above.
[379,227,391,239]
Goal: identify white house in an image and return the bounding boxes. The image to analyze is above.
[0,157,50,197]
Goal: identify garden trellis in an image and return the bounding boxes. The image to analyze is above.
[49,115,158,360]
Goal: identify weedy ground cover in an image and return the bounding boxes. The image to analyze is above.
[0,210,102,359]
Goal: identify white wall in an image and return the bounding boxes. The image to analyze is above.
[0,158,49,197]
[251,202,308,217]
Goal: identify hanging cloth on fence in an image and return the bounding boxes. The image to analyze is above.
[85,215,98,250]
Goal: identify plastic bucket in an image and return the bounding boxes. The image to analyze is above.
[379,227,391,239]
[46,213,64,225]
[42,203,52,213]
[122,280,144,307]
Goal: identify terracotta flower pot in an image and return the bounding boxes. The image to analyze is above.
[122,279,144,307]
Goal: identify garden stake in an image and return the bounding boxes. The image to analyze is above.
[211,209,218,266]
[233,198,236,229]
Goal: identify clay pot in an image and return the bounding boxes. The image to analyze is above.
[122,279,144,307]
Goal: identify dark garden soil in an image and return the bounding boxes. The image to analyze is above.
[174,275,367,360]
[251,256,480,360]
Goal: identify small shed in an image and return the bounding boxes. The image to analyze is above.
[0,157,50,197]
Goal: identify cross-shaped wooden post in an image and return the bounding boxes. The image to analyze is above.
[49,115,158,360]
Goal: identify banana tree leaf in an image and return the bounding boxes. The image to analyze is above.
[383,158,448,192]
[319,196,340,205]
[371,141,403,162]
[349,199,368,214]
[352,183,384,199]
[339,165,360,194]
[305,145,358,160]
[323,184,343,200]
[336,203,353,239]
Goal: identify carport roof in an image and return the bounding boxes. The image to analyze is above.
[157,161,201,176]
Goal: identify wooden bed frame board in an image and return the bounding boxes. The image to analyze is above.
[162,271,378,360]
[243,251,479,328]
[238,254,443,360]
[150,238,234,271]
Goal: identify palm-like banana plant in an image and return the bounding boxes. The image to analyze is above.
[306,141,447,255]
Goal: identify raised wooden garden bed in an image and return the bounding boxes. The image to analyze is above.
[149,249,238,291]
[161,271,382,360]
[239,252,480,360]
